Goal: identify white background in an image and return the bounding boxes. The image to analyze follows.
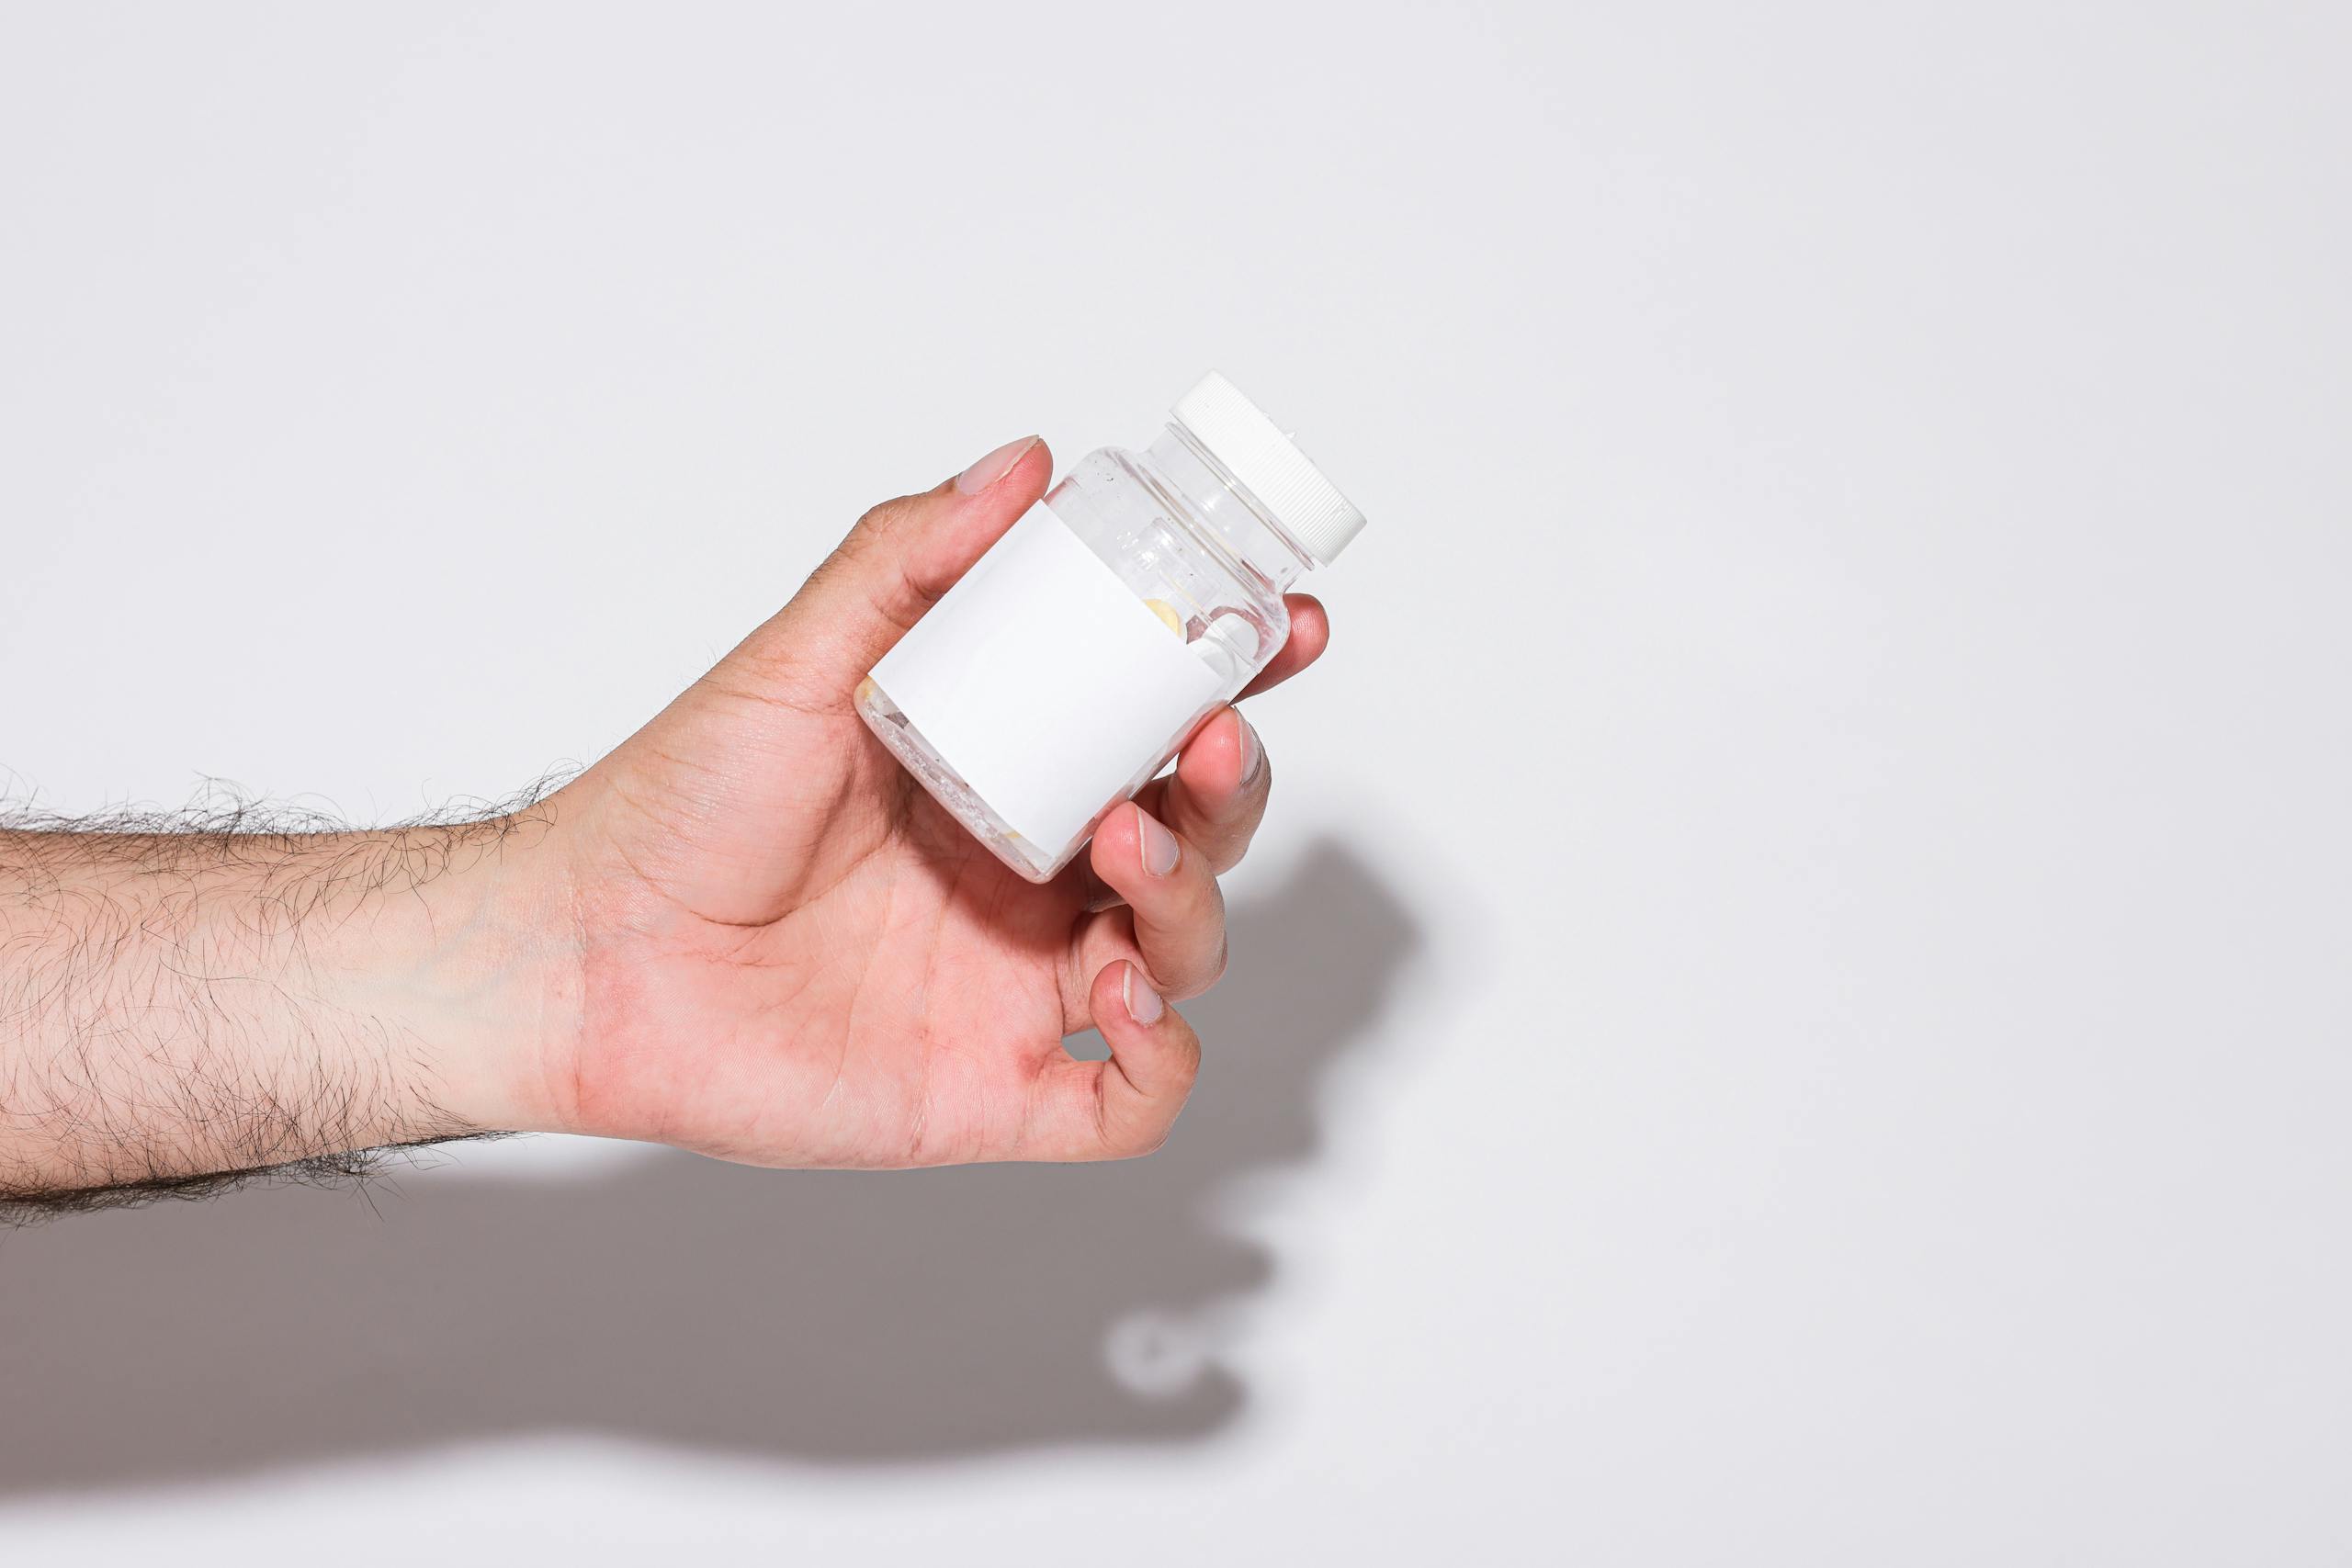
[3,2,2347,1562]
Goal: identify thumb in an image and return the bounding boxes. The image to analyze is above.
[731,434,1050,710]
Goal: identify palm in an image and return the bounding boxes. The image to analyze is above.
[560,698,1114,1168]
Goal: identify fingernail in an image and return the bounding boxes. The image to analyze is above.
[956,434,1037,495]
[1124,964,1164,1026]
[1136,807,1180,877]
[1238,717,1263,786]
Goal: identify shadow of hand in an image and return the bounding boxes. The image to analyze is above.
[0,841,1418,1493]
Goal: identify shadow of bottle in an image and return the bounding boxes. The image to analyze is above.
[0,839,1420,1494]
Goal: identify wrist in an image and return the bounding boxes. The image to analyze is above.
[315,812,583,1142]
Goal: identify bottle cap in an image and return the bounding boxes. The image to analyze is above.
[1170,371,1367,565]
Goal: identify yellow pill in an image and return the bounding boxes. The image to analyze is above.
[1143,598,1183,636]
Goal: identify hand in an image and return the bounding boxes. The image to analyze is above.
[508,435,1330,1166]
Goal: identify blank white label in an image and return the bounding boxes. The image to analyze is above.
[871,502,1225,852]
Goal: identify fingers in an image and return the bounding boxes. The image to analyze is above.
[1088,801,1228,1000]
[1028,960,1202,1160]
[1237,594,1329,699]
[720,434,1054,708]
[1133,706,1268,876]
[1074,595,1327,907]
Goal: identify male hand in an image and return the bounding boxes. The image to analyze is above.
[508,435,1329,1166]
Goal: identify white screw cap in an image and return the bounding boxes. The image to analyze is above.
[1170,371,1366,565]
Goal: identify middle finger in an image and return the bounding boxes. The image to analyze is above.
[1085,800,1228,1000]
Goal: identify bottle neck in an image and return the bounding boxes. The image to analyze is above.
[1143,423,1317,592]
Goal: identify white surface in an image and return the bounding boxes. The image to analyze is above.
[872,500,1223,854]
[1,1,2347,1562]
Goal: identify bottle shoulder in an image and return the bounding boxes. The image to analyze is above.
[1043,447,1289,692]
[1057,443,1160,499]
[1051,448,1283,599]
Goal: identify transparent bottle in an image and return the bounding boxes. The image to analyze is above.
[856,371,1366,882]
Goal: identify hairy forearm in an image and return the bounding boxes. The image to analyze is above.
[0,810,564,1217]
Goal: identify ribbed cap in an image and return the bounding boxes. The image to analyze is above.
[1170,371,1366,565]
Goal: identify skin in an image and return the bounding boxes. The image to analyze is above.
[0,435,1329,1207]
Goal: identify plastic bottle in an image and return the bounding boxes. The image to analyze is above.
[856,371,1366,882]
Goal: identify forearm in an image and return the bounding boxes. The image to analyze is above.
[0,812,565,1213]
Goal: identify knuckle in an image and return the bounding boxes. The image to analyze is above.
[1120,1122,1177,1159]
[1173,942,1227,1001]
[1207,817,1257,870]
[854,492,922,540]
[1170,1035,1204,1090]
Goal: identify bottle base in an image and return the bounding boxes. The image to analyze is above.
[854,676,1068,883]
